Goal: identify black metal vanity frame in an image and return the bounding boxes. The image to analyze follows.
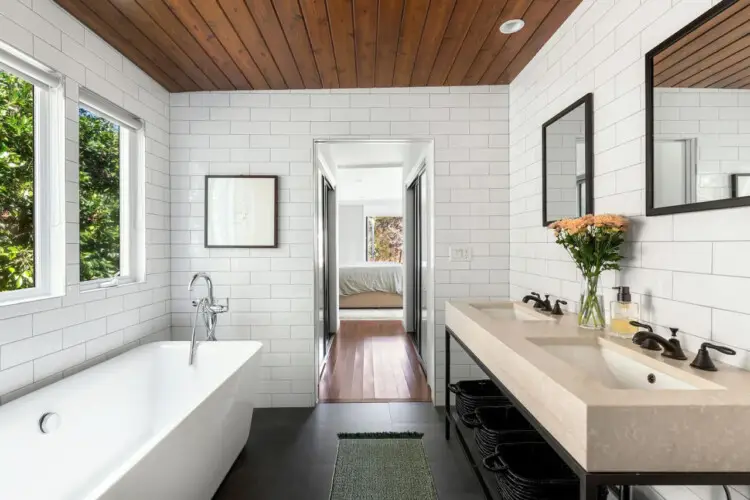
[444,327,750,500]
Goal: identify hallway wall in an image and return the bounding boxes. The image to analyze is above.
[170,86,510,407]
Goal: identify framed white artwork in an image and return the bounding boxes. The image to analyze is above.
[204,175,278,248]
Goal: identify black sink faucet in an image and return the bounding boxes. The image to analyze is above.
[632,331,688,360]
[522,294,552,312]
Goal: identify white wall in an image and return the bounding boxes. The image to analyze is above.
[339,204,365,265]
[170,86,510,407]
[509,0,749,499]
[0,0,171,403]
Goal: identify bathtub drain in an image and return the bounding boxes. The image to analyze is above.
[39,412,61,434]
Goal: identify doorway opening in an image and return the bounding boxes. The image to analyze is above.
[313,139,433,404]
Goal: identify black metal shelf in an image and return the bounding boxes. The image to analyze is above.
[446,407,501,500]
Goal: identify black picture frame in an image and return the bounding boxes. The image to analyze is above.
[645,0,746,216]
[541,93,594,226]
[204,175,279,249]
[732,174,750,199]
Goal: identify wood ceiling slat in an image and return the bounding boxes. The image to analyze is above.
[654,0,748,65]
[654,4,750,81]
[54,0,182,91]
[55,0,581,91]
[327,0,358,88]
[107,0,216,90]
[271,0,322,88]
[189,0,270,89]
[461,0,534,85]
[498,0,580,83]
[353,0,378,87]
[216,0,287,88]
[712,63,750,89]
[244,0,305,88]
[410,0,456,87]
[159,0,250,89]
[134,0,235,89]
[298,0,340,88]
[79,0,198,91]
[375,0,406,87]
[654,20,750,86]
[688,55,750,88]
[444,0,508,86]
[658,36,750,88]
[392,0,430,87]
[479,0,558,85]
[427,0,482,86]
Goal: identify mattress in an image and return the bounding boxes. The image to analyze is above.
[339,264,403,296]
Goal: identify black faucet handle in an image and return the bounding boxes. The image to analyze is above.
[690,342,736,371]
[551,300,567,316]
[629,320,653,332]
[703,342,736,356]
[531,292,540,298]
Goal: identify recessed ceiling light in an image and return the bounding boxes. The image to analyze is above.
[500,19,525,34]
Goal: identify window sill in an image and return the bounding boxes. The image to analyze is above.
[0,290,64,308]
[79,278,142,294]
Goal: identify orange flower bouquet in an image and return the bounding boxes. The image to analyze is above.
[548,214,629,329]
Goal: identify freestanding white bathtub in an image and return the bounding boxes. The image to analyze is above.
[0,340,262,500]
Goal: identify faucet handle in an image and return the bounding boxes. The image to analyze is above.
[551,300,567,316]
[690,342,736,372]
[209,298,229,314]
[629,320,653,332]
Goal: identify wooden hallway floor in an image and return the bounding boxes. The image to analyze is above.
[318,320,431,403]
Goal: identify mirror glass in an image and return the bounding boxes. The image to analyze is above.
[542,94,593,225]
[648,0,750,214]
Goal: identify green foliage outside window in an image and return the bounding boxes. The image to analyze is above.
[0,71,35,292]
[366,216,403,263]
[79,108,120,282]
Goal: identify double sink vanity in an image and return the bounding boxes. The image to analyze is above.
[445,300,750,499]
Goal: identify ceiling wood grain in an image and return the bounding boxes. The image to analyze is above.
[53,0,582,92]
[654,0,750,90]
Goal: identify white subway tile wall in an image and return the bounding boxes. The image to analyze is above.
[170,86,510,408]
[0,0,171,403]
[509,0,749,499]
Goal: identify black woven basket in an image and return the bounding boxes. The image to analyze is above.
[483,442,579,499]
[472,406,542,457]
[449,380,509,418]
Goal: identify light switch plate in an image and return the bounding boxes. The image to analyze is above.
[449,246,472,262]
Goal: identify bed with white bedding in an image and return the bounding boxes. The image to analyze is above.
[339,264,403,309]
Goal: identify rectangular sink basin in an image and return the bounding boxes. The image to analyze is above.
[470,302,555,322]
[532,340,701,390]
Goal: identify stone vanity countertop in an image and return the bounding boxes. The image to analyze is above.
[445,300,750,472]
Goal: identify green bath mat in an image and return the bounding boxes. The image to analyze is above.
[329,432,438,500]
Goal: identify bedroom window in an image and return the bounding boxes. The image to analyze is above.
[365,216,403,263]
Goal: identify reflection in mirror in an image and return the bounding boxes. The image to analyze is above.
[542,93,593,226]
[647,0,750,215]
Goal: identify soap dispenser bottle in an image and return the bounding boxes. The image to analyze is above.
[609,286,639,338]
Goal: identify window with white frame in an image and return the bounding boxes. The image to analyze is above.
[0,42,65,303]
[78,90,144,288]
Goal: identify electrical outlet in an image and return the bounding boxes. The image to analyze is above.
[449,246,472,262]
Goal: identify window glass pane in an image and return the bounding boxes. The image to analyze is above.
[79,108,120,281]
[0,70,35,292]
[365,216,403,263]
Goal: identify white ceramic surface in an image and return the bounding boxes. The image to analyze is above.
[0,341,262,500]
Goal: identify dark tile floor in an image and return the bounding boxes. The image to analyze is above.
[213,402,485,500]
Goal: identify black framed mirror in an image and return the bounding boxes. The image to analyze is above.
[542,93,594,226]
[646,0,750,216]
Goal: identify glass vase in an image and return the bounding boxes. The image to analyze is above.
[579,274,605,330]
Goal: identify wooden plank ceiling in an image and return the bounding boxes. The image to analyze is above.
[654,0,750,89]
[53,0,582,92]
